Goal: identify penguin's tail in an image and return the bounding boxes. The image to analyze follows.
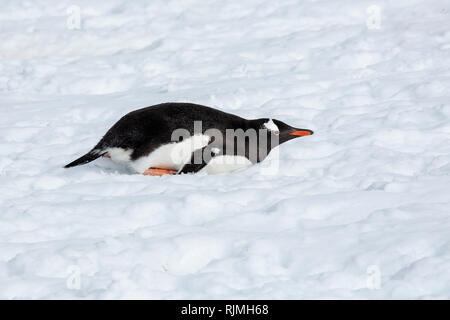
[64,149,104,168]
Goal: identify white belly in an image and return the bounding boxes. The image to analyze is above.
[107,134,211,174]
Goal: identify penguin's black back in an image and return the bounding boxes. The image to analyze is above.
[95,102,251,160]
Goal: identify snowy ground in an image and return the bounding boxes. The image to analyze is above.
[1,0,450,299]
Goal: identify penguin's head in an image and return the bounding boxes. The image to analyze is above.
[256,118,314,145]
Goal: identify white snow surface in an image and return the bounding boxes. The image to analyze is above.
[1,0,450,299]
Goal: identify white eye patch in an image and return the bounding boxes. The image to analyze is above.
[263,119,280,135]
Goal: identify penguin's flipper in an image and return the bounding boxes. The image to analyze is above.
[64,149,105,168]
[178,144,220,174]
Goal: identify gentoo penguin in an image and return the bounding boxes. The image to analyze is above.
[64,102,313,175]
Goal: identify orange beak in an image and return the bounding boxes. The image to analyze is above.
[289,129,314,136]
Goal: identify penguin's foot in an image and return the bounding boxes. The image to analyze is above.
[143,167,177,176]
[103,153,111,158]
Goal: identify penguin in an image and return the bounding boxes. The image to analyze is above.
[64,102,313,175]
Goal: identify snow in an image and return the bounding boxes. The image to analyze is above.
[1,0,450,299]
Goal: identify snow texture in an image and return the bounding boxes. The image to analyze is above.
[1,0,450,299]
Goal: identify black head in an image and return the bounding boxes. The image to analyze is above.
[250,118,314,144]
[272,119,313,143]
[242,118,313,162]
